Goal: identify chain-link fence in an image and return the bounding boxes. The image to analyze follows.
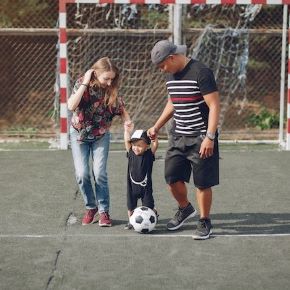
[0,2,286,142]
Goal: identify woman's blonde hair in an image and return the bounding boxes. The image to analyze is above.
[90,57,120,109]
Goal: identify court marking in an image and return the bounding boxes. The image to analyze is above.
[1,233,290,239]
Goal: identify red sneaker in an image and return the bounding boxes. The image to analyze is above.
[99,212,112,227]
[82,208,98,225]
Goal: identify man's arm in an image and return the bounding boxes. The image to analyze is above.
[148,98,174,139]
[199,91,220,159]
[204,91,220,136]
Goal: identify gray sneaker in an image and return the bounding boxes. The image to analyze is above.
[193,218,213,240]
[167,203,196,231]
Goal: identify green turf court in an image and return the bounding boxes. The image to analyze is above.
[0,144,290,290]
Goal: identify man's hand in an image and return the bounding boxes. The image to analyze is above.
[199,137,214,159]
[147,127,158,140]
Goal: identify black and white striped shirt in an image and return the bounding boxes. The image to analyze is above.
[166,59,218,136]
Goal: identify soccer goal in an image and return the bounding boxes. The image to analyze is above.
[58,0,289,150]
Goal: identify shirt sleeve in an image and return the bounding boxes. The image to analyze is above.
[198,68,218,96]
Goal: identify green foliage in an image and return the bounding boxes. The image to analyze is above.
[247,59,270,71]
[247,108,279,130]
[140,8,168,29]
[0,0,50,27]
[7,126,38,138]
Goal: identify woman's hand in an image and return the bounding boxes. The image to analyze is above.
[82,69,95,85]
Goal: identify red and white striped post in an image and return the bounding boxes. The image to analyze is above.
[59,0,71,149]
[59,0,289,149]
[287,11,290,150]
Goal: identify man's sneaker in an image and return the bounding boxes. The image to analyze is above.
[124,222,134,230]
[167,203,196,231]
[193,218,213,240]
[82,208,98,225]
[99,212,112,227]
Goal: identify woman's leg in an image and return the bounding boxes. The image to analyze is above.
[91,132,111,213]
[70,128,97,209]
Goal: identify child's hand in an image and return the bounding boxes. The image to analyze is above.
[124,120,134,133]
[147,127,158,140]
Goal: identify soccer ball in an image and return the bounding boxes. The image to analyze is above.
[129,206,157,234]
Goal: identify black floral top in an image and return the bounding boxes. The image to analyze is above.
[70,77,124,141]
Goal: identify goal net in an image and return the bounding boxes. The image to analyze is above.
[59,3,282,145]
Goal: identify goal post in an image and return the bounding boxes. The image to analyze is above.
[58,0,289,150]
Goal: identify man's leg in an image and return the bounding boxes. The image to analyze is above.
[196,187,212,219]
[167,181,196,231]
[168,181,189,208]
[193,187,213,240]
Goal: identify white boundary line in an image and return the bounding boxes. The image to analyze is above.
[0,233,290,239]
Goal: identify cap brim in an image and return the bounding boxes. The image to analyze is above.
[130,138,140,143]
[130,137,151,145]
[175,45,187,55]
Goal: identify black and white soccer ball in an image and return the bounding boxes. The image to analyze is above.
[129,206,157,234]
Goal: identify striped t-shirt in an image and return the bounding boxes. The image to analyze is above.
[166,59,218,136]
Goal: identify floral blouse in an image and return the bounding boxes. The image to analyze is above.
[70,77,124,141]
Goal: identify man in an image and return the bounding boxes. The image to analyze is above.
[148,40,220,240]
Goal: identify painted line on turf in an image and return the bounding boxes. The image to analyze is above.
[1,233,290,239]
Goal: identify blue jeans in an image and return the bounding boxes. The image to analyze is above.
[70,127,110,213]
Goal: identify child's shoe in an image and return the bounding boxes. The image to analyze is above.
[124,222,134,230]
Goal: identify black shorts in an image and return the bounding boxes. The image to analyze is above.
[165,135,219,189]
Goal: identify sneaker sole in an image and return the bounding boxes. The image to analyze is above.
[192,229,213,240]
[99,223,112,227]
[167,209,197,231]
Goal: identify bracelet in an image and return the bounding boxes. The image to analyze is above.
[206,132,215,141]
[81,83,88,87]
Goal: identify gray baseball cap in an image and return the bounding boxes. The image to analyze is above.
[151,40,187,65]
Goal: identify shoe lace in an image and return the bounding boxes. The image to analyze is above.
[102,212,110,220]
[199,219,207,229]
[174,209,183,221]
[88,209,96,218]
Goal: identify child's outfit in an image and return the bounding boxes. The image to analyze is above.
[127,147,155,211]
[125,130,157,229]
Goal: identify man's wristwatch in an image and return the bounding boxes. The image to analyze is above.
[206,132,215,141]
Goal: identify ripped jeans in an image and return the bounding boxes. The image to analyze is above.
[70,127,110,213]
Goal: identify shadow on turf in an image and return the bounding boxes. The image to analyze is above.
[207,213,290,235]
[70,212,290,235]
[152,213,290,235]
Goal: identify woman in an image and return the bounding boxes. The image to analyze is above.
[68,57,131,227]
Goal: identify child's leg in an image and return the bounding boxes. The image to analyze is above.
[141,191,158,221]
[128,209,133,219]
[125,209,134,230]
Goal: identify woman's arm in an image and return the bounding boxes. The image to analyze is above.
[124,120,134,152]
[121,107,131,123]
[68,69,94,111]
